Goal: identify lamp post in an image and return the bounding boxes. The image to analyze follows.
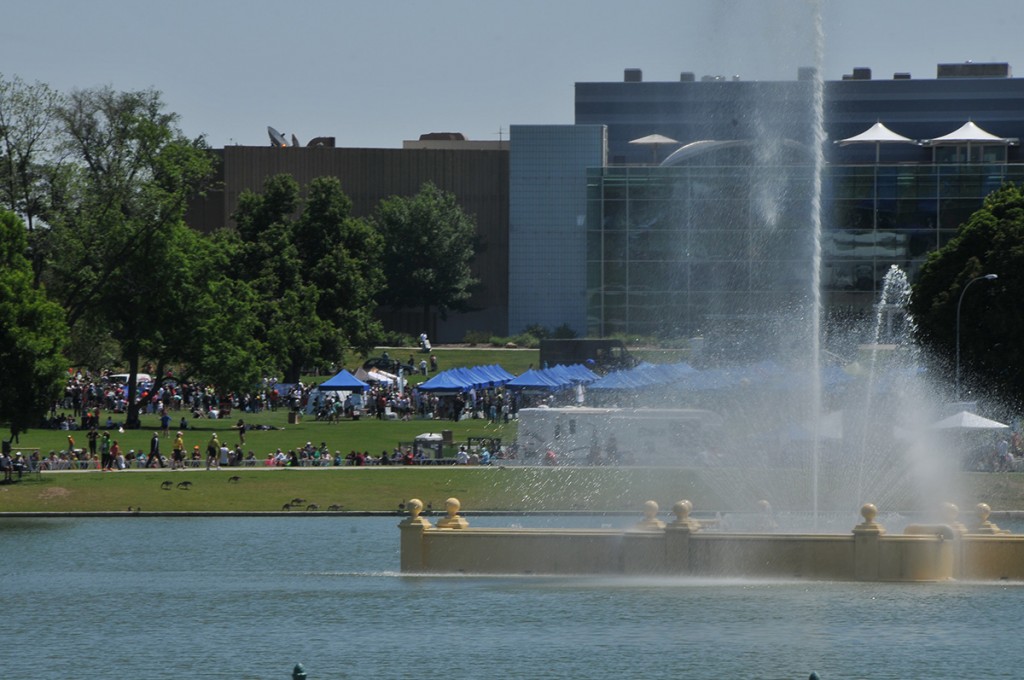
[955,273,998,400]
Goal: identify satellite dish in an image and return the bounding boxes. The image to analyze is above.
[267,126,288,147]
[291,133,301,147]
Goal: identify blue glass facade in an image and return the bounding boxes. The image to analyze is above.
[509,125,606,335]
[585,160,1024,339]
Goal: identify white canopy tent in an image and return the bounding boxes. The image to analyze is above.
[923,120,1018,146]
[836,121,917,162]
[930,410,1009,431]
[922,120,1018,163]
[836,121,918,230]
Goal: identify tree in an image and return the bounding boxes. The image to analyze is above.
[910,183,1024,405]
[233,175,384,382]
[0,210,68,441]
[133,225,270,396]
[43,87,215,427]
[0,74,65,232]
[372,182,478,333]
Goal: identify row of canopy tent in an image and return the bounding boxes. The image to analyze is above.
[836,119,1020,161]
[584,360,931,394]
[415,364,517,394]
[416,364,600,394]
[320,360,931,398]
[631,121,1019,167]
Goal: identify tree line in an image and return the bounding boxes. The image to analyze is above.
[0,76,477,436]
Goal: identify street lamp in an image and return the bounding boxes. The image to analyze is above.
[955,273,998,399]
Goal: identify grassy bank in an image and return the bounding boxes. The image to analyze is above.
[3,466,1023,514]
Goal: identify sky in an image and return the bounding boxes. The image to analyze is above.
[5,0,1024,149]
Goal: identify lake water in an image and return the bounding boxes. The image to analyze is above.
[3,515,1024,679]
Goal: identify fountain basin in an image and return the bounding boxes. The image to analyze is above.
[399,499,1024,582]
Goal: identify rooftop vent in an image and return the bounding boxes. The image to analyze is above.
[937,62,1011,78]
[679,72,695,82]
[797,66,817,81]
[418,132,466,141]
[893,72,911,80]
[624,68,643,82]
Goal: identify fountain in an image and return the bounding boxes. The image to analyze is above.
[399,2,1020,579]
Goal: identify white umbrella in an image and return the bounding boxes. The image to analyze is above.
[629,133,679,163]
[929,411,1008,430]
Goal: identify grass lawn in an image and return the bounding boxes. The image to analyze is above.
[3,463,1023,514]
[7,346,1024,514]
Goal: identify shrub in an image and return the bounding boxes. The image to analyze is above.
[463,330,492,346]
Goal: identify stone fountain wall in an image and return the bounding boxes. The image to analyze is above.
[399,499,1024,582]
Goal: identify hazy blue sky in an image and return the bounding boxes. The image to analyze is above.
[5,0,1024,148]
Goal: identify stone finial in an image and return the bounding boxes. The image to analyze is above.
[634,500,665,530]
[399,498,432,528]
[940,501,967,535]
[973,502,1006,534]
[756,499,778,531]
[436,496,469,529]
[854,502,885,535]
[668,499,700,531]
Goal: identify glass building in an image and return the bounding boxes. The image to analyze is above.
[569,63,1024,352]
[585,155,1024,343]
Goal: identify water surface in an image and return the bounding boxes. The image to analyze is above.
[3,516,1023,679]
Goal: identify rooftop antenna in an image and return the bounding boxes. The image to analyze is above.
[495,126,505,143]
[267,126,288,147]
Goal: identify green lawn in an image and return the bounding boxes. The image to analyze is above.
[8,345,1024,514]
[3,463,1023,514]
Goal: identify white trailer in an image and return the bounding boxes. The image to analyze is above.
[515,406,723,465]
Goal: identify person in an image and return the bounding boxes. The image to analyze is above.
[146,432,165,468]
[171,431,185,470]
[0,451,12,483]
[206,433,220,470]
[87,426,99,459]
[419,359,428,376]
[100,431,112,470]
[455,446,469,465]
[109,439,122,471]
[160,410,172,437]
[430,354,438,372]
[236,418,246,445]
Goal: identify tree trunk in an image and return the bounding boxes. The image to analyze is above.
[125,353,142,429]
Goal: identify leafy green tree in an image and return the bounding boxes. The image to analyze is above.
[135,225,270,396]
[44,87,214,426]
[233,175,384,382]
[911,183,1024,404]
[0,74,65,232]
[0,210,68,441]
[372,182,478,333]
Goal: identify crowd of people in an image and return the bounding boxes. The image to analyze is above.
[3,368,528,477]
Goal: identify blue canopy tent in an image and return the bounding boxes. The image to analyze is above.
[318,369,369,393]
[587,370,647,391]
[505,368,566,392]
[416,370,473,394]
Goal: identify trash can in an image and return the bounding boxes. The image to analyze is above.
[288,411,302,425]
[441,430,453,445]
